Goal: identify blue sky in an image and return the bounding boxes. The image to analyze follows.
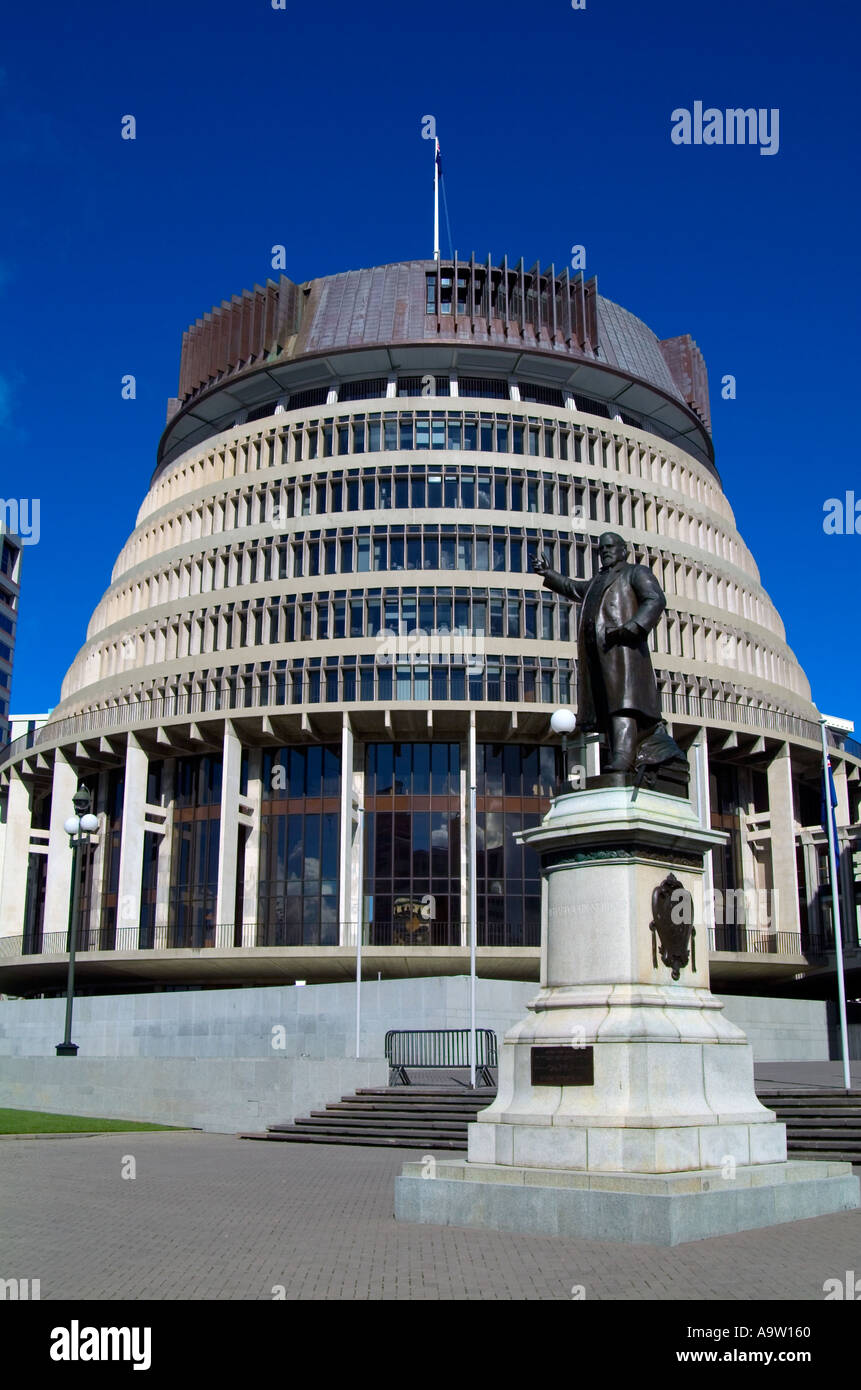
[3,0,859,724]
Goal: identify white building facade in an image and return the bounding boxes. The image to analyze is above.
[0,258,859,996]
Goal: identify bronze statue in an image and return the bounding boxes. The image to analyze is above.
[533,532,686,775]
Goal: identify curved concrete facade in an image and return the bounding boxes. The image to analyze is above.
[1,257,859,994]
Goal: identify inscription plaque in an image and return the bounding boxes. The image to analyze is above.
[531,1045,594,1087]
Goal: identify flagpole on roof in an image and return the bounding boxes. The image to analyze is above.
[819,716,852,1092]
[433,138,440,262]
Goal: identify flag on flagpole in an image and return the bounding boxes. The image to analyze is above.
[435,140,442,178]
[821,756,840,873]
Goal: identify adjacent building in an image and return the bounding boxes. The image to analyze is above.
[0,531,21,755]
[0,257,859,997]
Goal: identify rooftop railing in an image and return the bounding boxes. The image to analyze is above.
[0,675,844,771]
[0,925,833,962]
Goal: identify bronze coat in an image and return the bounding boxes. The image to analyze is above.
[542,561,665,725]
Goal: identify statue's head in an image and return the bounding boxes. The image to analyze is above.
[598,532,628,568]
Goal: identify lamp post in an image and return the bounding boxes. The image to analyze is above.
[56,785,99,1057]
[551,708,577,792]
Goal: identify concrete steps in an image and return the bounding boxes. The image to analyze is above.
[760,1089,861,1165]
[240,1086,497,1150]
[241,1085,861,1163]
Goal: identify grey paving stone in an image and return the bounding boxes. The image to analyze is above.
[0,1132,859,1300]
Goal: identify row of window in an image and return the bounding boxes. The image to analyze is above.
[278,464,581,518]
[288,411,586,463]
[276,528,573,581]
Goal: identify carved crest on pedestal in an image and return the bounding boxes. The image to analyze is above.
[650,872,696,980]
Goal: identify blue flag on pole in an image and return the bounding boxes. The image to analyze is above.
[821,757,840,873]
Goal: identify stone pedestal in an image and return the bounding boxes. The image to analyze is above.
[395,782,859,1243]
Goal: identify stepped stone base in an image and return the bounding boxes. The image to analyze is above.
[394,1158,860,1246]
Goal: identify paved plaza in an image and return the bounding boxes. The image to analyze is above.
[1,1131,860,1300]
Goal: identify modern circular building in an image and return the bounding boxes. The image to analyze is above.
[1,256,859,995]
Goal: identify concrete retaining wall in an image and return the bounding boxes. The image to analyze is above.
[0,976,535,1060]
[0,1055,387,1133]
[0,979,831,1132]
[717,994,830,1061]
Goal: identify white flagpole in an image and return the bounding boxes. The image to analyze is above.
[355,804,365,1060]
[469,716,477,1089]
[433,138,440,262]
[819,718,852,1092]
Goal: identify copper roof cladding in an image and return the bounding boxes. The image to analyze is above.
[163,257,713,463]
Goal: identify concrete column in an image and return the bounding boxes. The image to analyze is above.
[833,760,851,827]
[735,767,758,906]
[0,769,33,938]
[42,751,78,937]
[838,833,858,947]
[766,742,801,937]
[338,722,355,943]
[216,722,242,930]
[690,729,715,933]
[242,747,262,948]
[801,839,822,941]
[117,737,149,943]
[154,758,175,948]
[86,770,110,944]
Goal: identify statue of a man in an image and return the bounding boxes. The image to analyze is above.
[533,531,686,775]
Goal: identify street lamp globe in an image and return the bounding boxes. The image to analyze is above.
[64,815,81,836]
[550,709,576,736]
[80,814,99,834]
